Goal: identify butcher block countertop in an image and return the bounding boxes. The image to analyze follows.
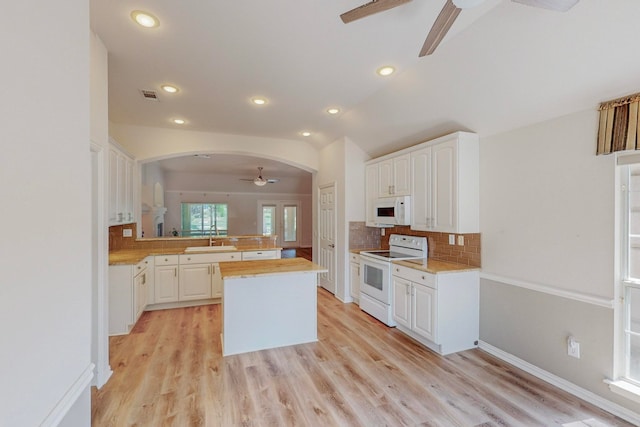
[393,258,479,274]
[109,246,279,265]
[219,257,327,279]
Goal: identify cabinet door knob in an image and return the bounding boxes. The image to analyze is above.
[188,257,191,261]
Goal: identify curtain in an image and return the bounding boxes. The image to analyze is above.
[597,92,640,155]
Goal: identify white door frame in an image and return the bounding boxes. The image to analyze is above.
[257,200,301,248]
[91,142,112,388]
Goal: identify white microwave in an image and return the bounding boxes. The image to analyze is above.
[374,196,410,225]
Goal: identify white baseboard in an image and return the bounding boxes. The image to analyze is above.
[41,363,95,427]
[93,364,113,389]
[479,341,640,426]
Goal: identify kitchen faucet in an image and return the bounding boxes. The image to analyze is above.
[209,224,221,246]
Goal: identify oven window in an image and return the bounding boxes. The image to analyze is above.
[364,264,384,291]
[377,207,394,217]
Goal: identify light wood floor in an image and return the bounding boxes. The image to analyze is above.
[92,288,633,426]
[280,247,312,261]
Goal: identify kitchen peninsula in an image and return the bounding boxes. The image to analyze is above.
[108,230,284,335]
[219,257,327,356]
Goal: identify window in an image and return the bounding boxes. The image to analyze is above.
[180,203,228,237]
[620,163,640,385]
[262,205,276,236]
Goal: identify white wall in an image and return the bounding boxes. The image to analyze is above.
[317,137,368,301]
[345,138,368,222]
[0,1,92,425]
[90,31,112,389]
[480,109,640,416]
[481,109,615,298]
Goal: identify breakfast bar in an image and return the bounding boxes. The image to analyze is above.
[218,257,327,356]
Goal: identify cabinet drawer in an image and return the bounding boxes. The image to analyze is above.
[155,255,179,266]
[392,264,435,288]
[179,252,239,264]
[134,258,149,275]
[242,250,277,260]
[350,253,360,263]
[210,252,240,262]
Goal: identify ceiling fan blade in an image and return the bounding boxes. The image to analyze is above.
[341,0,412,24]
[419,0,461,57]
[511,0,578,12]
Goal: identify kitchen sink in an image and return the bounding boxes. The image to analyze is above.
[184,246,237,252]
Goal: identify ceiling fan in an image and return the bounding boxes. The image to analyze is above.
[240,167,280,186]
[340,0,579,57]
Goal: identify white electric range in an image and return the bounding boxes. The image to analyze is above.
[359,234,428,326]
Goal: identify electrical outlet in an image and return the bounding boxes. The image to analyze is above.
[567,336,580,359]
[381,228,385,236]
[457,235,464,246]
[449,234,455,245]
[123,228,133,237]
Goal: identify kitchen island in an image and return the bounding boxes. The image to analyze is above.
[218,257,327,356]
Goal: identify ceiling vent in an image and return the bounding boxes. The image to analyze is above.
[139,89,159,101]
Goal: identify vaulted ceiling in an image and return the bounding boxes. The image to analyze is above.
[91,0,640,163]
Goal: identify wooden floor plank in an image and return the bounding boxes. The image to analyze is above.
[92,288,635,426]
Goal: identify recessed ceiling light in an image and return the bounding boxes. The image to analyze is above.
[173,118,185,125]
[131,10,159,28]
[377,66,395,77]
[251,97,268,105]
[327,108,340,115]
[301,131,311,137]
[161,85,179,93]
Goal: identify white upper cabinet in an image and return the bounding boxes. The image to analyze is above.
[365,131,478,233]
[410,132,479,234]
[410,148,432,231]
[365,164,379,226]
[377,154,411,197]
[108,139,136,226]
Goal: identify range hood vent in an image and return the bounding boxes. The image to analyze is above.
[139,89,159,101]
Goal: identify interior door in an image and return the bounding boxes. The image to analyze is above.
[318,184,336,294]
[259,201,300,248]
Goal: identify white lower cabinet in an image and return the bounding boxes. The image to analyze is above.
[212,263,223,298]
[154,256,179,303]
[109,257,151,335]
[152,252,240,305]
[349,253,360,303]
[179,263,212,300]
[392,264,478,355]
[392,275,436,343]
[111,249,280,335]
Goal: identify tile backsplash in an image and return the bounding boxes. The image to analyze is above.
[112,222,480,267]
[109,223,277,251]
[348,222,381,250]
[349,223,481,267]
[380,225,481,267]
